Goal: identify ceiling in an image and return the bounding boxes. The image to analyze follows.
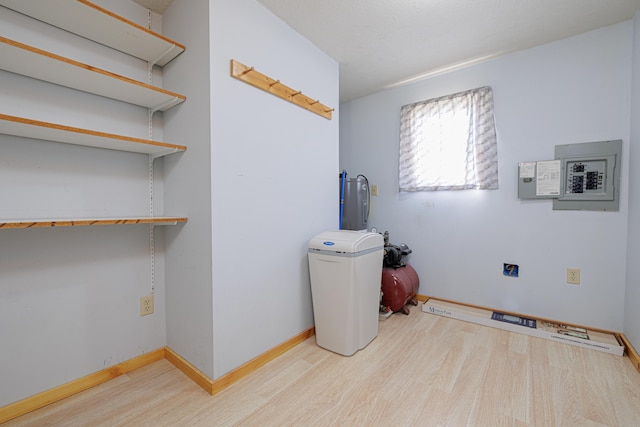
[137,0,640,103]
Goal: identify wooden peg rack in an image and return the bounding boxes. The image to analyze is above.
[230,59,333,120]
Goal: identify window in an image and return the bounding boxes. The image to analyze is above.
[399,86,498,191]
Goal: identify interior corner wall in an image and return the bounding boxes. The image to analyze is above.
[624,11,640,351]
[340,22,633,331]
[209,0,339,378]
[162,1,214,378]
[0,0,167,407]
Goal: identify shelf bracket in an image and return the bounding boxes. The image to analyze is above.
[149,43,178,69]
[150,147,180,160]
[230,59,333,120]
[150,96,181,114]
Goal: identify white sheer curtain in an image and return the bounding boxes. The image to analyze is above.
[399,86,498,191]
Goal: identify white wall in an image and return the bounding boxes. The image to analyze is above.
[209,0,338,378]
[625,12,640,349]
[162,0,215,379]
[0,1,168,406]
[163,0,339,379]
[340,22,633,331]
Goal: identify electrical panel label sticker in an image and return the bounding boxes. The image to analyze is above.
[536,160,561,196]
[519,162,536,178]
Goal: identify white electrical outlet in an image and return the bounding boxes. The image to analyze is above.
[140,295,154,316]
[567,268,580,285]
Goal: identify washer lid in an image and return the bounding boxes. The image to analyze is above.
[309,230,383,254]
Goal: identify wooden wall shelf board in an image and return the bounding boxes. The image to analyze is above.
[0,0,185,66]
[0,217,188,229]
[0,36,185,111]
[230,59,333,120]
[0,114,186,157]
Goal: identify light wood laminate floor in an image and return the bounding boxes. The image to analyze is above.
[7,302,640,426]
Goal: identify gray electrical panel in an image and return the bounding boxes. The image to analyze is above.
[517,140,622,211]
[553,140,621,211]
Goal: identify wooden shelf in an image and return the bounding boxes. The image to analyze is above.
[0,36,185,111]
[0,217,188,229]
[0,2,189,235]
[0,0,185,66]
[0,114,186,157]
